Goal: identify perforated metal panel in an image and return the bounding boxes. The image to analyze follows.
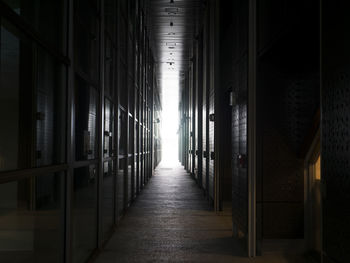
[202,32,208,191]
[208,78,215,200]
[36,51,56,167]
[232,55,248,237]
[231,0,249,239]
[278,78,319,153]
[322,68,350,262]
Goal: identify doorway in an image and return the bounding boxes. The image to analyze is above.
[305,129,322,260]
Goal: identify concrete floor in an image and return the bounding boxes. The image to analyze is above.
[94,163,314,263]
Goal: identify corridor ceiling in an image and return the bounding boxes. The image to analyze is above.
[146,0,202,89]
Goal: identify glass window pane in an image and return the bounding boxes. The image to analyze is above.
[129,117,134,155]
[128,77,134,113]
[104,99,114,158]
[102,161,114,240]
[75,78,98,161]
[2,0,64,50]
[117,158,125,217]
[0,20,23,171]
[127,157,133,203]
[72,165,97,263]
[36,48,66,167]
[75,1,99,82]
[104,37,114,98]
[104,0,116,38]
[118,110,127,156]
[0,172,64,262]
[119,64,127,108]
[0,19,66,172]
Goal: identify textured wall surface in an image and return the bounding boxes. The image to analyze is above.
[256,0,320,240]
[208,78,215,200]
[322,69,350,262]
[322,2,350,262]
[258,72,318,238]
[230,0,249,238]
[202,44,208,192]
[232,56,248,238]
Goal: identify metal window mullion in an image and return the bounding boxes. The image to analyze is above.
[115,0,121,222]
[97,0,105,249]
[212,0,220,212]
[65,0,75,261]
[0,164,69,184]
[248,0,257,258]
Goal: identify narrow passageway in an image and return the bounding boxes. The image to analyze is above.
[1,1,349,262]
[95,163,244,262]
[95,164,312,263]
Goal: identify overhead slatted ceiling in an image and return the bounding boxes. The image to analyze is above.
[146,0,202,87]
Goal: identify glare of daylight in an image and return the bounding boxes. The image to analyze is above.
[161,77,179,166]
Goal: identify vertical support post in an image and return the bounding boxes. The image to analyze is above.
[66,0,74,261]
[98,0,105,249]
[213,0,220,212]
[319,2,323,261]
[192,52,196,177]
[150,60,154,173]
[114,0,120,225]
[124,0,130,211]
[248,0,257,257]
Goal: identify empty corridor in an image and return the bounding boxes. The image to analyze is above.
[94,164,313,263]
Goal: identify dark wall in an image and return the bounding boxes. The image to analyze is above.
[256,0,320,239]
[322,1,350,262]
[228,0,249,239]
[219,0,233,203]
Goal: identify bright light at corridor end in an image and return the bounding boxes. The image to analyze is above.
[161,77,179,166]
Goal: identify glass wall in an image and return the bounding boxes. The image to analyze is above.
[0,173,64,263]
[72,166,97,263]
[102,161,114,239]
[2,0,65,50]
[0,0,160,262]
[0,1,67,261]
[0,19,66,172]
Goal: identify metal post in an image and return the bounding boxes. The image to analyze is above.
[248,0,257,257]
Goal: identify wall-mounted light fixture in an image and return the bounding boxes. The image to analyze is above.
[165,7,178,14]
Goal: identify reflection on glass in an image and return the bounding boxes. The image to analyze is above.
[75,78,98,161]
[0,21,21,171]
[0,173,64,262]
[104,0,116,37]
[102,161,114,240]
[127,157,133,203]
[72,166,97,263]
[104,99,114,158]
[315,155,321,180]
[35,48,66,167]
[2,0,64,50]
[0,19,65,171]
[75,0,99,81]
[134,159,138,196]
[118,110,127,156]
[104,37,114,98]
[119,66,127,108]
[117,159,125,217]
[129,117,134,154]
